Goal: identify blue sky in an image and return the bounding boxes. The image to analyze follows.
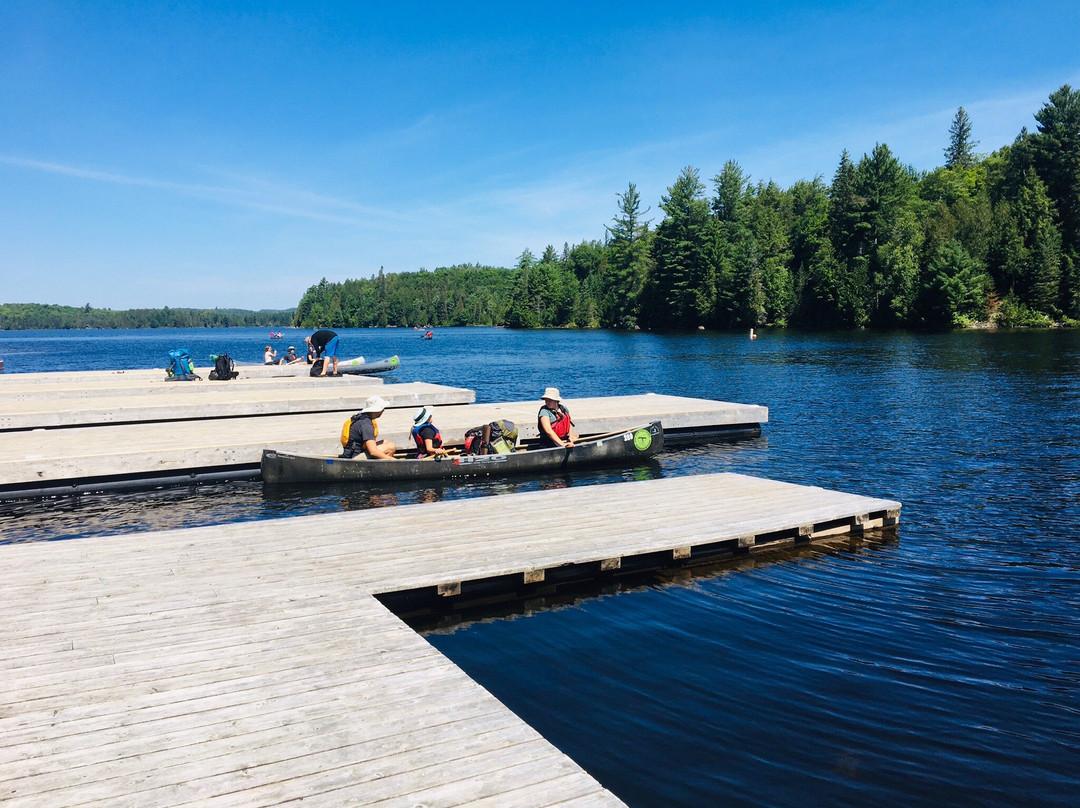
[2,1,1079,311]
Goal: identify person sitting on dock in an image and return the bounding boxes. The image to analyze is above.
[306,329,340,376]
[281,345,303,364]
[410,406,448,458]
[341,396,397,460]
[263,345,279,365]
[538,387,579,448]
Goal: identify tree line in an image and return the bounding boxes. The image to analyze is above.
[0,303,296,330]
[296,84,1080,331]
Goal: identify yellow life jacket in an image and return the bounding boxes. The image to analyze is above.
[341,414,377,447]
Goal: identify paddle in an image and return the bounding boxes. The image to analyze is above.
[575,426,638,444]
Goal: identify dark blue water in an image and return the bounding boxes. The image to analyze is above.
[1,326,1079,806]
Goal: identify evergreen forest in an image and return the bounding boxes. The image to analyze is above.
[295,85,1080,331]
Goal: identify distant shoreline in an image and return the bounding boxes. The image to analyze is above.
[0,303,296,331]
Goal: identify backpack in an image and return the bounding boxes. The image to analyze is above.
[489,419,518,454]
[463,426,486,455]
[209,353,238,381]
[165,348,200,381]
[464,420,518,455]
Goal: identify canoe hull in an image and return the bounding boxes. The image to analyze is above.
[339,355,398,375]
[316,355,399,375]
[262,421,663,484]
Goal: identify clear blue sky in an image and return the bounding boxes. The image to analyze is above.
[3,1,1079,311]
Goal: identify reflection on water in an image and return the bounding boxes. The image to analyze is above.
[400,530,899,635]
[0,455,679,543]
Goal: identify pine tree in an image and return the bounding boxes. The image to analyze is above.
[1031,85,1080,315]
[828,150,869,326]
[916,240,988,326]
[746,181,794,326]
[945,107,979,169]
[711,160,749,222]
[643,167,714,329]
[603,183,652,328]
[1031,86,1080,252]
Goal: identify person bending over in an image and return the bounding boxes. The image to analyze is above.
[306,329,340,376]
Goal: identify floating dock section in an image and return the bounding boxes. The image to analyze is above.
[0,368,767,497]
[0,472,900,807]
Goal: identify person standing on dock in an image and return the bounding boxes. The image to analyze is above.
[538,387,579,448]
[306,329,340,376]
[341,396,397,459]
[410,406,448,458]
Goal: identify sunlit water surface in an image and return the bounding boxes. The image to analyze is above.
[1,326,1078,807]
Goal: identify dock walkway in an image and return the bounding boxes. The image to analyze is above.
[0,366,767,496]
[0,472,900,807]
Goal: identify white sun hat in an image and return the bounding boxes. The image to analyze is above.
[413,405,433,425]
[362,395,389,413]
[541,387,562,402]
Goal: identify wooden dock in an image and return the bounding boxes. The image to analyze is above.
[0,367,767,496]
[0,472,900,807]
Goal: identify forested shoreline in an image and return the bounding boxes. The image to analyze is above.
[6,86,1077,333]
[0,303,295,330]
[296,85,1080,331]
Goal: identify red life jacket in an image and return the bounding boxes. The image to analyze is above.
[411,422,442,456]
[538,404,572,445]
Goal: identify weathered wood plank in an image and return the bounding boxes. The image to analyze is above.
[0,381,472,429]
[0,472,898,808]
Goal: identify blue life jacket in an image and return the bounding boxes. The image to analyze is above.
[411,422,442,457]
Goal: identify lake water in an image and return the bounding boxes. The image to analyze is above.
[1,326,1078,807]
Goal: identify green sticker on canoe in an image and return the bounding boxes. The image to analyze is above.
[633,428,652,451]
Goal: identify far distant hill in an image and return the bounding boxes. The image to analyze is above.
[0,303,296,330]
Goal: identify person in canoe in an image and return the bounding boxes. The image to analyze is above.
[306,329,340,376]
[341,396,397,459]
[410,406,448,458]
[538,387,579,448]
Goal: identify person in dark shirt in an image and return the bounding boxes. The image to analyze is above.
[410,406,448,458]
[341,395,397,459]
[306,329,340,376]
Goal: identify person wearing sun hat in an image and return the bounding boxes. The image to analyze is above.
[340,395,397,459]
[538,387,579,448]
[410,405,448,458]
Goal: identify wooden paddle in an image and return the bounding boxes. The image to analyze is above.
[576,426,638,443]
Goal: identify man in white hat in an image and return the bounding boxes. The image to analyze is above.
[341,395,397,459]
[538,387,579,448]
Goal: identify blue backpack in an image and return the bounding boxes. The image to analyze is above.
[166,348,200,381]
